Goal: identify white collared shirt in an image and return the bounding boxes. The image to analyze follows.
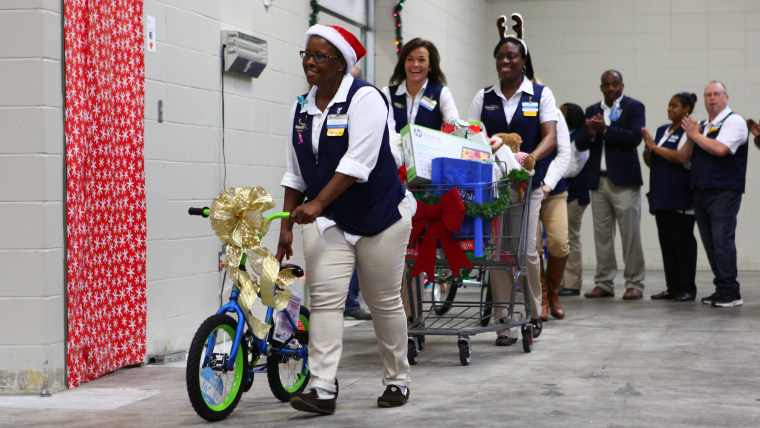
[281,74,414,244]
[468,76,558,126]
[701,106,748,154]
[599,94,624,172]
[543,112,570,190]
[382,79,459,132]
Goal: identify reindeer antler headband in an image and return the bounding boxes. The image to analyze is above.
[496,13,528,54]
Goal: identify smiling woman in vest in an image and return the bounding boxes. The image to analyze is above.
[642,93,698,302]
[276,25,414,415]
[468,35,558,346]
[383,38,459,134]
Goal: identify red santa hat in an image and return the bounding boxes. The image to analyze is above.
[305,25,366,74]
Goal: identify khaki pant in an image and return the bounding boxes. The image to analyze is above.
[490,186,544,337]
[302,198,413,392]
[563,198,588,290]
[536,191,569,257]
[590,177,645,292]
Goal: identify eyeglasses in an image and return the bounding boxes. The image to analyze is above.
[300,50,340,64]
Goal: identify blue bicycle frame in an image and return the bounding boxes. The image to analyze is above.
[200,211,307,373]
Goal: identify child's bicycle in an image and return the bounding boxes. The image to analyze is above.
[186,206,310,422]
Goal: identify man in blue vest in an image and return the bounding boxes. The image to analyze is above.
[575,70,646,300]
[678,81,749,307]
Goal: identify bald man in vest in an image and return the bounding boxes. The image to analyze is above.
[679,81,748,308]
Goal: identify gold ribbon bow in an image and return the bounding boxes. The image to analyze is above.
[209,187,297,339]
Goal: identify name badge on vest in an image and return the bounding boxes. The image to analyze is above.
[522,101,538,117]
[609,107,622,121]
[326,114,348,137]
[666,133,679,143]
[420,96,437,111]
[485,104,499,111]
[393,101,405,110]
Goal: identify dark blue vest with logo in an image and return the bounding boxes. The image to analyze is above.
[646,124,692,212]
[292,79,405,236]
[690,112,748,193]
[479,83,554,189]
[565,131,590,205]
[389,82,444,133]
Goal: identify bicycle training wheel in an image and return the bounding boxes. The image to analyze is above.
[267,306,311,402]
[186,314,248,422]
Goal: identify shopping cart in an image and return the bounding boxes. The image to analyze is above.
[404,178,533,366]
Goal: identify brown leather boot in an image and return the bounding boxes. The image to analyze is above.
[546,255,568,319]
[539,257,549,321]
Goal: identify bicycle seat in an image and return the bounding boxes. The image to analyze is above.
[280,264,304,278]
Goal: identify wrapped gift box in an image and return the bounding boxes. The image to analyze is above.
[400,123,492,185]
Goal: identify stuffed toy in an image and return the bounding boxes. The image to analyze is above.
[491,132,535,171]
[490,132,534,200]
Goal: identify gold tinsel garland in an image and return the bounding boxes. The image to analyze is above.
[209,186,296,339]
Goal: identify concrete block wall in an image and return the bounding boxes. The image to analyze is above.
[0,0,66,393]
[486,0,760,271]
[143,0,313,358]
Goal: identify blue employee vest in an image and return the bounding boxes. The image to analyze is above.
[690,113,748,193]
[480,83,559,190]
[565,131,590,205]
[389,82,445,133]
[646,124,692,212]
[291,79,405,236]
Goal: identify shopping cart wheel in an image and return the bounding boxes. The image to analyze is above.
[418,335,426,351]
[521,325,533,353]
[407,338,420,365]
[479,282,493,326]
[457,338,471,366]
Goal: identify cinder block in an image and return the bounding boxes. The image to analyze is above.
[164,45,193,89]
[0,298,48,345]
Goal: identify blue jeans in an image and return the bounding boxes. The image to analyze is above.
[345,269,361,310]
[692,189,742,296]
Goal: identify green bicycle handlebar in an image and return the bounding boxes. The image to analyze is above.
[188,207,290,221]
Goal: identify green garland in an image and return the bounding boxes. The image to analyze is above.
[414,171,530,219]
[394,1,405,53]
[309,0,319,26]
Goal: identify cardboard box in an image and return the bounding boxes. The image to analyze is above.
[401,124,492,185]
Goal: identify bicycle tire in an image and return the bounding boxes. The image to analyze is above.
[186,314,248,422]
[433,277,459,315]
[267,306,311,402]
[479,281,493,326]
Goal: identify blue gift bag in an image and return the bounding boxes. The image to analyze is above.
[431,158,493,257]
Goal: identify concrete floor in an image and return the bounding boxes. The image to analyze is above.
[2,270,760,427]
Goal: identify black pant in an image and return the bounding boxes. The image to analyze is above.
[654,211,697,296]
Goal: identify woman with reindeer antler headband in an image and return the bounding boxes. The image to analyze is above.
[468,14,558,347]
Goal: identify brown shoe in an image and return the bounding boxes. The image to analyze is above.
[584,286,614,298]
[377,385,409,408]
[290,388,336,415]
[622,288,643,300]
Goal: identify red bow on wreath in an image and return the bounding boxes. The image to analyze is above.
[409,187,473,280]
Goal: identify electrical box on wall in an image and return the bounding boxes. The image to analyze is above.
[221,31,267,78]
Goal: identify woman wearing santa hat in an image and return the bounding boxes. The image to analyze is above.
[276,24,414,415]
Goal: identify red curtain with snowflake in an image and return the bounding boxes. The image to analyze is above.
[64,0,146,388]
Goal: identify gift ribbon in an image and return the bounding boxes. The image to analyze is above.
[409,187,472,280]
[209,186,297,339]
